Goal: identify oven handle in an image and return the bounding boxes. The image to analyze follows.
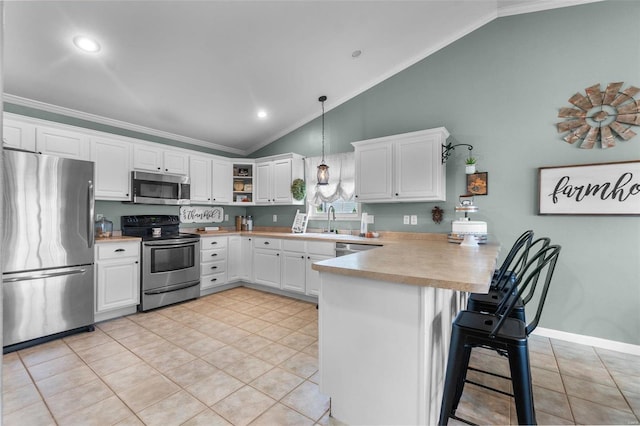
[144,279,200,295]
[143,241,197,249]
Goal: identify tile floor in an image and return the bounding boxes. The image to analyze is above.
[2,286,639,425]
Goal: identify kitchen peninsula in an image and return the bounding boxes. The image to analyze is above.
[312,234,500,425]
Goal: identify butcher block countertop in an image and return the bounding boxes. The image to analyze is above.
[95,235,141,243]
[192,228,500,293]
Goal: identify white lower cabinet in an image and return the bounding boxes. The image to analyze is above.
[253,237,282,288]
[200,236,228,293]
[95,241,140,322]
[282,240,307,294]
[306,241,336,297]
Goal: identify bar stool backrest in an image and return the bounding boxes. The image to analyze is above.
[493,230,534,290]
[489,244,561,338]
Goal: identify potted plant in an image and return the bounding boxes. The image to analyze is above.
[465,157,477,174]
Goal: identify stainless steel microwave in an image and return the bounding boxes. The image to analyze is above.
[131,171,191,205]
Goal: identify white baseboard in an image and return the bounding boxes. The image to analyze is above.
[533,327,640,356]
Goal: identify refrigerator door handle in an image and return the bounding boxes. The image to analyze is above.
[88,180,95,248]
[3,268,88,283]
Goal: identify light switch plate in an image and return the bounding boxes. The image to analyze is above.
[273,214,278,222]
[224,214,229,222]
[366,215,375,224]
[410,215,418,225]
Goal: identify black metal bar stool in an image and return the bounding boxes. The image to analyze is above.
[489,230,534,292]
[467,237,551,322]
[438,244,561,426]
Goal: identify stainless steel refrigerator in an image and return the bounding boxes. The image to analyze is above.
[2,148,95,349]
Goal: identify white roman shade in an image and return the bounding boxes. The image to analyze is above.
[304,152,355,206]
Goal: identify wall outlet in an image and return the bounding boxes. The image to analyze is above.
[366,215,374,224]
[224,214,229,222]
[403,215,410,225]
[273,214,278,222]
[96,213,104,220]
[410,215,418,225]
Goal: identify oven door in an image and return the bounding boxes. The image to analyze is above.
[142,239,200,293]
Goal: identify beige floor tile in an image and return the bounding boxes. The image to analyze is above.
[563,374,631,411]
[233,334,272,354]
[454,383,511,425]
[2,364,33,393]
[137,390,207,426]
[27,352,86,382]
[114,415,146,425]
[56,394,133,426]
[103,323,147,340]
[298,321,318,337]
[259,310,291,324]
[117,330,165,350]
[301,340,318,357]
[186,370,244,406]
[74,339,129,364]
[182,336,227,357]
[45,378,114,420]
[250,367,305,400]
[251,402,315,425]
[3,352,25,372]
[569,395,639,425]
[294,307,319,321]
[556,357,615,386]
[279,315,312,330]
[2,400,56,426]
[530,350,559,372]
[101,362,161,393]
[116,374,180,413]
[281,380,330,421]
[277,303,308,316]
[257,323,294,341]
[308,370,320,385]
[253,341,298,364]
[2,381,43,415]
[145,345,198,373]
[531,366,564,393]
[19,339,74,367]
[626,391,640,418]
[96,316,136,332]
[242,305,272,318]
[64,329,114,352]
[35,365,98,398]
[181,408,233,425]
[212,385,276,426]
[465,368,512,397]
[88,349,144,376]
[527,335,553,356]
[279,331,317,351]
[315,410,348,426]
[280,352,318,379]
[164,358,219,387]
[223,354,274,383]
[532,385,573,422]
[202,345,249,369]
[611,370,640,395]
[534,410,575,425]
[215,325,252,344]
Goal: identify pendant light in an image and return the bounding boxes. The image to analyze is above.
[317,95,330,185]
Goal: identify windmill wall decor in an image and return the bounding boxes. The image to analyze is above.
[557,82,640,149]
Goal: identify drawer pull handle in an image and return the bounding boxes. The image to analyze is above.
[211,253,218,257]
[114,248,125,252]
[264,242,270,245]
[211,241,218,245]
[211,278,217,282]
[211,266,218,270]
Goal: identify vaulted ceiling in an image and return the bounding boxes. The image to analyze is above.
[3,1,600,155]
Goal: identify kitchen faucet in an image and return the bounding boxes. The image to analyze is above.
[327,205,336,233]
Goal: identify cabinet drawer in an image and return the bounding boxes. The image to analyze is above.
[201,271,227,288]
[282,239,305,252]
[201,259,226,274]
[200,237,228,249]
[96,242,140,260]
[200,247,227,263]
[253,237,282,250]
[307,241,335,256]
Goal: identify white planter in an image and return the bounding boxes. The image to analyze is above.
[465,164,476,174]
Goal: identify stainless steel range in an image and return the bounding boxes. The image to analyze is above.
[121,215,200,311]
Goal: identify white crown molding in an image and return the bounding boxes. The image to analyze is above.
[533,327,640,356]
[247,9,499,154]
[3,94,248,156]
[497,0,605,17]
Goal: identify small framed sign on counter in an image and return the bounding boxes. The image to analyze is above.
[538,160,640,215]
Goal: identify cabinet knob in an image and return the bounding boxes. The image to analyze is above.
[276,253,280,256]
[307,256,311,259]
[165,168,168,172]
[157,167,161,170]
[355,195,359,198]
[395,193,399,196]
[208,198,211,201]
[126,193,129,197]
[135,261,139,264]
[301,255,305,259]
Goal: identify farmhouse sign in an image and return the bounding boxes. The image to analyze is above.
[179,206,224,223]
[538,161,640,215]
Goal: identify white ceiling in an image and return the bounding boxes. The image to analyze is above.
[3,0,600,155]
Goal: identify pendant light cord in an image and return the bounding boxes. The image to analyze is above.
[319,95,327,163]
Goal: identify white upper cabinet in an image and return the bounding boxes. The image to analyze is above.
[133,144,188,175]
[189,156,213,204]
[91,136,132,201]
[2,118,36,151]
[255,154,304,205]
[211,158,232,204]
[353,127,449,203]
[36,126,90,160]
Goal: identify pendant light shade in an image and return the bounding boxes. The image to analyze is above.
[317,95,330,185]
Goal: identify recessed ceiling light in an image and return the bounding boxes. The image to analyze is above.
[257,110,267,119]
[351,49,363,58]
[73,36,101,53]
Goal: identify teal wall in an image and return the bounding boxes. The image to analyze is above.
[252,1,640,345]
[3,1,639,345]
